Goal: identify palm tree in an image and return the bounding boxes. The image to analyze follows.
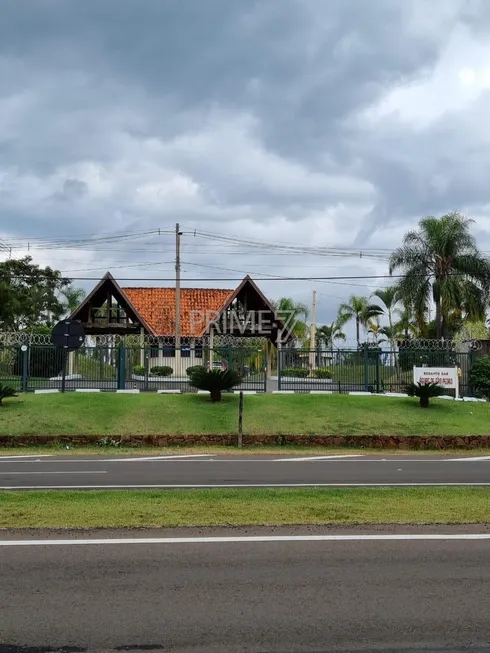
[394,301,419,339]
[339,295,383,347]
[316,321,346,349]
[367,317,386,346]
[371,286,399,330]
[389,213,490,339]
[273,297,309,346]
[62,286,86,315]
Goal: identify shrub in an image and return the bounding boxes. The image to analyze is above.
[0,383,17,405]
[150,365,173,377]
[405,381,445,408]
[469,356,490,398]
[14,346,63,379]
[186,365,206,377]
[133,365,145,376]
[189,368,242,402]
[282,367,309,378]
[313,368,332,379]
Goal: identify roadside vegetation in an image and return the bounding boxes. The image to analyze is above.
[1,487,489,529]
[1,393,490,437]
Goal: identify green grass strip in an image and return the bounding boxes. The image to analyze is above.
[2,393,490,436]
[1,487,490,529]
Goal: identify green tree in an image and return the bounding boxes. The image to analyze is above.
[273,297,309,346]
[0,257,71,331]
[316,311,349,349]
[367,317,386,346]
[62,286,86,315]
[389,213,490,339]
[338,295,383,347]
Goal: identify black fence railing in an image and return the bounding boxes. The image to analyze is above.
[0,345,267,393]
[276,346,475,395]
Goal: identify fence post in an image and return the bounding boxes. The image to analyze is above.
[117,343,126,390]
[277,346,282,391]
[363,343,369,391]
[375,348,380,393]
[237,390,243,447]
[21,344,29,393]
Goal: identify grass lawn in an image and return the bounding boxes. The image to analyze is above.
[1,393,490,437]
[1,487,489,528]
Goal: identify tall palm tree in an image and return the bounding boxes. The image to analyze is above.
[273,297,309,346]
[316,317,348,349]
[62,286,86,315]
[371,286,399,330]
[389,213,490,339]
[367,317,386,346]
[371,286,400,352]
[339,295,383,347]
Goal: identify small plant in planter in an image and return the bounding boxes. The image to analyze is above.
[313,368,332,379]
[282,367,309,378]
[186,365,206,376]
[150,365,173,377]
[189,368,242,402]
[405,381,445,408]
[0,383,17,405]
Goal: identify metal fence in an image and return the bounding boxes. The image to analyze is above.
[0,342,479,395]
[276,346,476,395]
[0,344,267,393]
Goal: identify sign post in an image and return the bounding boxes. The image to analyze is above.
[51,320,85,393]
[413,366,459,398]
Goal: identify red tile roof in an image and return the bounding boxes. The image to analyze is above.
[122,287,234,337]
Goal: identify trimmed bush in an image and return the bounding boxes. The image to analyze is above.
[14,346,63,379]
[186,365,206,377]
[282,367,309,378]
[469,356,490,398]
[313,368,332,379]
[150,365,173,377]
[133,365,145,376]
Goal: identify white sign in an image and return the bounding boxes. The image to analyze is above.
[413,366,459,398]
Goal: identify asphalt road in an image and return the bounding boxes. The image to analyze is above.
[2,525,490,652]
[1,453,490,488]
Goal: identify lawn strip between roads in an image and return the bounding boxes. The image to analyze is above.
[1,486,490,529]
[2,393,490,438]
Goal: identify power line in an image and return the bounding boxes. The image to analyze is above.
[0,273,472,282]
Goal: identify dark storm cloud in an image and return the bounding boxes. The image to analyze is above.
[1,0,490,319]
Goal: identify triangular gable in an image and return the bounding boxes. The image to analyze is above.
[206,275,294,343]
[69,272,156,335]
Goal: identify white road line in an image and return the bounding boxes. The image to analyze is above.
[0,455,53,459]
[102,454,213,462]
[0,471,107,476]
[2,533,490,547]
[272,455,364,462]
[445,456,490,462]
[2,482,490,489]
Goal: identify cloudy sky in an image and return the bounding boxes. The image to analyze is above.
[1,0,490,330]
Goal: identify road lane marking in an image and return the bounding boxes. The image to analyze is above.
[272,455,364,462]
[0,471,107,476]
[445,456,490,461]
[0,455,53,459]
[2,482,490,489]
[102,454,214,462]
[2,533,490,546]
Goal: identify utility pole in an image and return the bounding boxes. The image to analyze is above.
[175,223,182,351]
[309,289,317,370]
